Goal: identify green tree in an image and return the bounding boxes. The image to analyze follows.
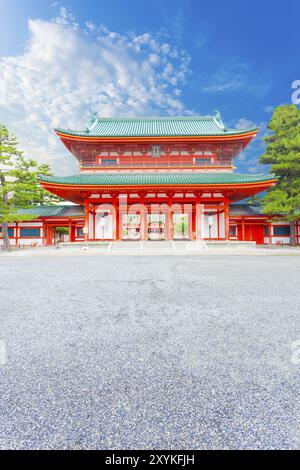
[260,104,300,246]
[246,194,262,205]
[0,124,60,249]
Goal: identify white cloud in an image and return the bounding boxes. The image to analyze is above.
[202,62,248,93]
[234,118,257,129]
[263,105,274,113]
[202,59,271,97]
[0,8,190,174]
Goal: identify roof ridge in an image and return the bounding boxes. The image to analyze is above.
[90,115,218,122]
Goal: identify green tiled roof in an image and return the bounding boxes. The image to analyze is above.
[17,206,63,216]
[229,204,264,216]
[55,112,258,138]
[15,203,269,219]
[16,205,84,218]
[39,173,275,186]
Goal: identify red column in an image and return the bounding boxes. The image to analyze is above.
[93,210,96,239]
[84,199,89,241]
[217,207,220,239]
[167,195,173,240]
[224,195,230,240]
[191,204,196,240]
[15,221,19,246]
[140,195,147,240]
[195,194,202,240]
[116,203,120,240]
[68,219,72,242]
[268,220,272,245]
[113,195,120,240]
[242,218,245,241]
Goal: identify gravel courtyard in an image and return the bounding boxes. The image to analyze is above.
[0,253,299,449]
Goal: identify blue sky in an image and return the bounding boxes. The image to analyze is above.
[0,0,298,174]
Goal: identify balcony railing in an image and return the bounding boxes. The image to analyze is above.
[80,160,233,169]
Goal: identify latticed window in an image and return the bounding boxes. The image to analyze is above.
[273,226,290,236]
[195,158,212,165]
[101,159,117,166]
[20,228,40,237]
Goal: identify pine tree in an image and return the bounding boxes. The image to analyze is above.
[260,104,300,246]
[0,124,60,249]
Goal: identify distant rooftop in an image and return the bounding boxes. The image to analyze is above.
[55,112,258,138]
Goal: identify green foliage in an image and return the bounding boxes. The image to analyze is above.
[56,227,69,235]
[246,194,262,204]
[0,124,62,247]
[260,104,300,222]
[0,124,60,224]
[173,219,188,236]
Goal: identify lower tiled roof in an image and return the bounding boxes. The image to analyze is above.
[6,203,268,219]
[16,205,85,218]
[39,173,275,186]
[229,204,264,216]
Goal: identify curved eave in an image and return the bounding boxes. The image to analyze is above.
[55,128,258,143]
[39,178,277,204]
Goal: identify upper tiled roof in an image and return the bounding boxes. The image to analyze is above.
[39,173,275,186]
[55,112,258,138]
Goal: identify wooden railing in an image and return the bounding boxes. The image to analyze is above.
[81,160,233,169]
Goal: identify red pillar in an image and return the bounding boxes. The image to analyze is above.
[268,220,272,245]
[195,194,202,240]
[113,195,121,240]
[224,195,230,240]
[84,199,89,241]
[191,204,196,240]
[15,221,19,246]
[167,194,173,240]
[140,195,147,240]
[68,219,72,242]
[116,203,120,240]
[242,218,245,241]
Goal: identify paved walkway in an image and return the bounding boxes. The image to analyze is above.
[0,255,299,449]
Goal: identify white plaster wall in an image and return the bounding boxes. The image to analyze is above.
[19,238,43,245]
[0,239,16,245]
[271,237,290,245]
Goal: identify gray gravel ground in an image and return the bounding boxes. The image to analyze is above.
[0,254,299,449]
